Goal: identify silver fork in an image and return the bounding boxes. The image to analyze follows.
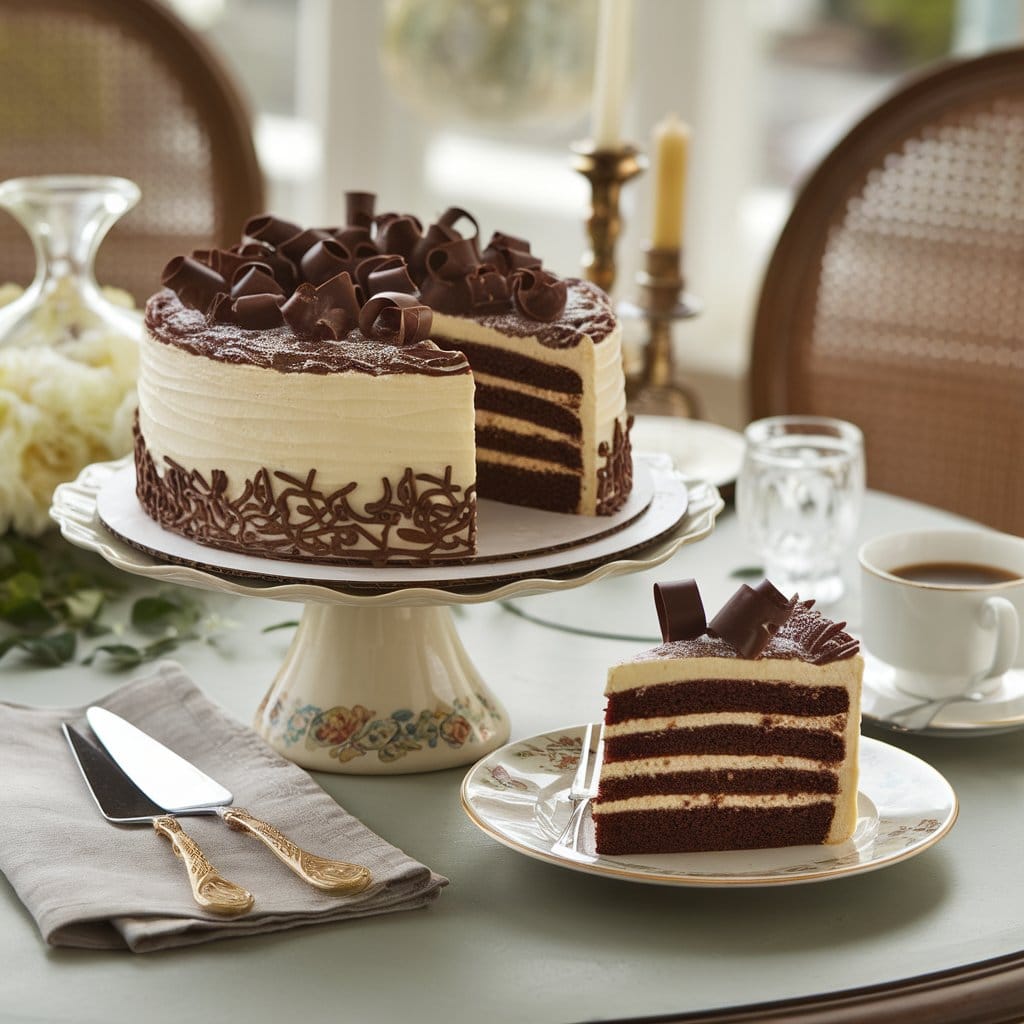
[553,723,604,853]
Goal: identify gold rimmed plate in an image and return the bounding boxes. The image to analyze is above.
[460,725,958,887]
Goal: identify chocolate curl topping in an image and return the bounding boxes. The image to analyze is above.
[358,292,433,347]
[354,253,396,295]
[230,293,285,330]
[244,214,302,248]
[278,228,333,264]
[510,268,568,322]
[653,580,707,643]
[311,307,355,341]
[300,239,351,286]
[161,256,226,312]
[331,225,376,257]
[427,237,480,281]
[230,266,285,300]
[232,241,298,291]
[376,215,423,263]
[436,207,481,250]
[481,231,541,275]
[410,221,461,283]
[367,258,418,297]
[345,191,376,228]
[466,264,511,312]
[315,271,361,322]
[708,581,798,659]
[279,282,320,335]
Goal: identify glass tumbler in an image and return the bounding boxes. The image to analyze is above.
[735,416,865,604]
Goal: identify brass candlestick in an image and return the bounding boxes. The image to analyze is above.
[622,244,702,418]
[571,141,646,294]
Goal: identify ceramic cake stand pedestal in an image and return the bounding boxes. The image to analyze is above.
[51,456,722,774]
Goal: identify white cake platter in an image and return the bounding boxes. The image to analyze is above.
[51,455,723,775]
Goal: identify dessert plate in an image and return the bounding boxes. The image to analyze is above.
[630,415,745,490]
[861,652,1024,738]
[460,725,957,887]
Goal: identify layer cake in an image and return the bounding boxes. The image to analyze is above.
[134,194,632,565]
[593,580,863,855]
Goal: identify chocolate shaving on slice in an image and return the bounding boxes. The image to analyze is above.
[315,271,361,321]
[311,307,355,341]
[427,237,480,281]
[367,258,418,297]
[376,214,423,263]
[278,228,333,264]
[359,292,433,347]
[481,231,542,275]
[466,264,510,312]
[510,268,568,322]
[243,214,302,247]
[161,256,226,312]
[354,253,397,294]
[708,581,798,659]
[653,579,707,643]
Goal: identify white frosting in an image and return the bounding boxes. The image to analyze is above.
[137,333,477,506]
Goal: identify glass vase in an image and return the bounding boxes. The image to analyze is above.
[0,174,143,349]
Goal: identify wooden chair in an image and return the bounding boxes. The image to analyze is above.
[0,0,264,304]
[750,47,1024,536]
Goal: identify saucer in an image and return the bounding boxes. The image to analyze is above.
[629,415,744,490]
[862,652,1024,737]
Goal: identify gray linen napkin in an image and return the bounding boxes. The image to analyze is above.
[0,661,447,952]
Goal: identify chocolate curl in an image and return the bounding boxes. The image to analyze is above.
[354,254,397,295]
[359,292,433,347]
[707,581,798,659]
[243,214,302,247]
[345,191,376,228]
[376,214,423,263]
[367,257,418,297]
[466,264,511,313]
[161,256,227,312]
[426,237,480,281]
[331,225,377,258]
[481,231,542,275]
[230,266,285,300]
[203,248,273,282]
[278,228,333,264]
[436,207,481,252]
[311,308,355,341]
[510,268,568,322]
[314,271,361,322]
[232,242,298,291]
[230,293,285,330]
[279,282,320,334]
[653,580,707,643]
[208,291,234,323]
[300,239,351,286]
[409,221,461,283]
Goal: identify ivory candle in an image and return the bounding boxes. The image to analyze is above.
[651,114,690,249]
[590,0,633,149]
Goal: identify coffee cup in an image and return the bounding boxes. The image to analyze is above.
[858,529,1024,699]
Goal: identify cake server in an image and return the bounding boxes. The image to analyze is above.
[84,706,372,896]
[63,722,255,916]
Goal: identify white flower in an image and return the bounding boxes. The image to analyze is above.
[0,284,140,536]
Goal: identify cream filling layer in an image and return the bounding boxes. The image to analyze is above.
[605,656,864,693]
[476,451,576,476]
[592,793,834,815]
[598,752,831,779]
[138,334,477,504]
[472,370,582,411]
[475,410,582,445]
[605,712,846,736]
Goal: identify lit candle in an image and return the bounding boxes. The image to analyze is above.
[590,0,633,149]
[651,114,690,249]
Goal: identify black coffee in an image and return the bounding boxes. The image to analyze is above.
[892,561,1021,586]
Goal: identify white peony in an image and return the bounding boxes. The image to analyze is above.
[0,284,140,536]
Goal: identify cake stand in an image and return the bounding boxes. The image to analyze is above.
[51,456,723,775]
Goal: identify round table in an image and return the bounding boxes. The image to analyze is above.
[2,490,1023,1024]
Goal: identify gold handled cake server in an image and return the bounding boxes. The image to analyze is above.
[83,707,372,896]
[64,722,255,916]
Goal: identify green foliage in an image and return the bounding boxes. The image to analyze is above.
[0,532,211,671]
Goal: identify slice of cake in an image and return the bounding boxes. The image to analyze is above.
[134,195,632,565]
[593,580,863,855]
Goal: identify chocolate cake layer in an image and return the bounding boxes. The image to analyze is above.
[475,383,582,438]
[593,804,835,855]
[476,426,582,471]
[605,679,850,723]
[476,461,581,513]
[603,725,846,764]
[432,338,583,395]
[596,767,839,802]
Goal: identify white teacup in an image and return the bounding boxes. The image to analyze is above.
[858,529,1024,700]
